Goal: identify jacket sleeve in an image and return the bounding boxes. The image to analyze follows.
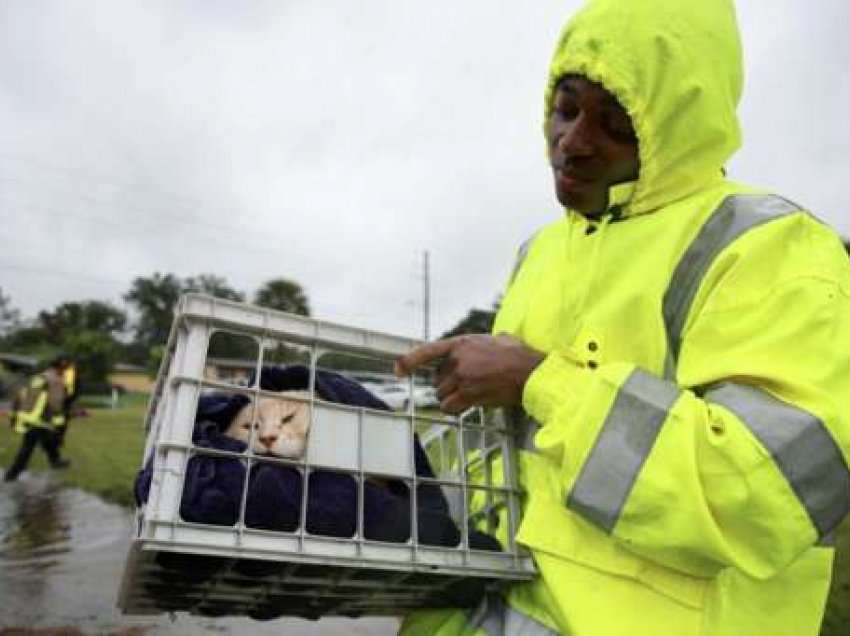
[522,222,850,580]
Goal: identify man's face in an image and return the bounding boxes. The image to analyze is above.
[547,75,639,216]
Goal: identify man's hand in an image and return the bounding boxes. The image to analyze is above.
[394,334,544,414]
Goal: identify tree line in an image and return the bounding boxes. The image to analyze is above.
[0,274,310,385]
[0,270,505,388]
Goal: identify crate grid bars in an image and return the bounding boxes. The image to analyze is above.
[119,293,535,618]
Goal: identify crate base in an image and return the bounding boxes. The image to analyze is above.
[119,541,509,620]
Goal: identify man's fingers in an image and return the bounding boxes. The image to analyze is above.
[434,355,456,385]
[395,338,457,376]
[440,387,476,415]
[436,374,459,402]
[440,391,465,415]
[440,383,486,414]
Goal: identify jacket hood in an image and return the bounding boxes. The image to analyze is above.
[546,0,743,216]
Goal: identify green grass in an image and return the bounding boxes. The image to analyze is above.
[1,395,849,633]
[0,392,149,507]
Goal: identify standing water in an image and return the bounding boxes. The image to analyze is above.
[0,471,397,635]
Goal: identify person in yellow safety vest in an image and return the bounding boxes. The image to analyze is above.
[395,0,850,634]
[55,354,77,447]
[4,358,72,482]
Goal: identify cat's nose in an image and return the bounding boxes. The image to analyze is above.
[258,434,277,447]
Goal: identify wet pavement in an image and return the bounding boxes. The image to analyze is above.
[0,471,398,635]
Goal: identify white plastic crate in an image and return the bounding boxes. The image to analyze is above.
[118,294,535,619]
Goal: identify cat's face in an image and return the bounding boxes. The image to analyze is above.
[225,391,311,459]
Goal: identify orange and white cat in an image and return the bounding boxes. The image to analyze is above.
[224,391,311,459]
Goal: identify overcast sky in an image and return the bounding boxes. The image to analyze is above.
[2,1,848,341]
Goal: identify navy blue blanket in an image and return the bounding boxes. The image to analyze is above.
[135,365,500,551]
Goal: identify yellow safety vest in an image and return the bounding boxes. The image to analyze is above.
[63,364,76,396]
[12,375,66,434]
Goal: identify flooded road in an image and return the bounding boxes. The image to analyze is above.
[0,472,397,635]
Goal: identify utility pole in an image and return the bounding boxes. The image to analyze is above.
[422,250,430,341]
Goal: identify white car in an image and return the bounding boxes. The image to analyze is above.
[412,386,439,409]
[363,382,440,411]
[364,382,410,410]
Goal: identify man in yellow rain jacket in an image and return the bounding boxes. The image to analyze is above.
[4,357,72,482]
[396,0,850,634]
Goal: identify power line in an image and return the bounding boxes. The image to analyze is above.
[0,160,319,258]
[0,260,128,287]
[0,195,308,262]
[0,151,223,213]
[0,177,294,251]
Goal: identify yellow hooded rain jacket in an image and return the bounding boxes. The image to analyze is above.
[401,0,850,634]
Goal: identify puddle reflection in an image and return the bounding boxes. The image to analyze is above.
[3,477,71,571]
[0,472,396,635]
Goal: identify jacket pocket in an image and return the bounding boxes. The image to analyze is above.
[517,493,709,610]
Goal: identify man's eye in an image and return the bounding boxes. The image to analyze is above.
[553,102,579,120]
[281,414,294,424]
[606,115,636,142]
[242,423,251,430]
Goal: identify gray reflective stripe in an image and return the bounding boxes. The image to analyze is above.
[508,232,539,286]
[505,407,541,452]
[567,368,681,533]
[517,417,541,452]
[662,194,800,380]
[706,382,850,539]
[818,531,836,547]
[470,593,561,636]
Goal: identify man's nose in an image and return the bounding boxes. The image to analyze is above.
[558,113,594,157]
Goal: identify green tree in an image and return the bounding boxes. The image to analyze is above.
[254,278,311,316]
[2,300,126,384]
[38,300,127,345]
[63,329,122,385]
[124,272,183,352]
[183,274,245,303]
[2,326,49,352]
[0,287,20,338]
[37,301,127,384]
[124,272,246,369]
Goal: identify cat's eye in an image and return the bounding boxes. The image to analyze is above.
[281,413,294,425]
